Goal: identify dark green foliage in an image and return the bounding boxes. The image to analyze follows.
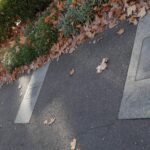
[3,15,58,73]
[58,0,94,37]
[3,44,36,72]
[58,0,106,37]
[26,16,58,56]
[0,0,51,41]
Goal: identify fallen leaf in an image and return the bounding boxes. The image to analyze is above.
[20,35,26,45]
[44,117,56,126]
[48,117,56,126]
[129,15,138,25]
[117,28,125,35]
[85,31,95,38]
[119,14,126,21]
[109,19,117,29]
[69,68,75,76]
[137,6,146,18]
[44,120,48,125]
[44,16,51,24]
[57,1,64,11]
[96,57,109,73]
[70,138,77,150]
[127,5,136,16]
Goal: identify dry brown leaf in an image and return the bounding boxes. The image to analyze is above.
[20,35,26,45]
[129,15,138,25]
[70,138,77,150]
[9,40,16,48]
[137,6,146,18]
[127,5,136,16]
[43,120,48,125]
[109,19,117,29]
[117,28,125,35]
[113,8,122,17]
[43,117,56,126]
[57,1,64,11]
[48,117,56,125]
[44,16,51,24]
[96,57,109,73]
[85,31,95,38]
[69,68,75,76]
[119,14,126,21]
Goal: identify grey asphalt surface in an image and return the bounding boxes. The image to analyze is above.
[1,22,150,150]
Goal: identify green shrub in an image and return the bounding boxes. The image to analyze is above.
[58,0,95,37]
[0,0,51,41]
[3,44,36,72]
[26,16,58,55]
[3,14,58,73]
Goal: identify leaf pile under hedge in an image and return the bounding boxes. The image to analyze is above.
[2,0,107,73]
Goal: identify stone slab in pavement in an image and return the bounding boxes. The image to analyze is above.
[119,12,150,119]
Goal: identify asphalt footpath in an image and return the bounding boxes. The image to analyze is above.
[1,21,150,150]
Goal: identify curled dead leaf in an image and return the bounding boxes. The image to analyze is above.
[44,16,51,24]
[69,68,75,76]
[109,19,117,29]
[44,120,48,125]
[117,28,125,35]
[137,6,146,18]
[127,5,136,16]
[96,57,109,73]
[48,117,56,125]
[119,14,126,21]
[70,138,77,150]
[20,35,26,45]
[129,15,138,25]
[43,117,56,126]
[86,31,95,38]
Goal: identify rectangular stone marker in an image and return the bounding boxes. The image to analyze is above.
[119,12,150,119]
[15,63,50,123]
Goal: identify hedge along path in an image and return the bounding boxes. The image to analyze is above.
[0,0,149,86]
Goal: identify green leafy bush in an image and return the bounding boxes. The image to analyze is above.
[26,15,58,55]
[3,15,58,73]
[58,0,107,37]
[58,0,95,37]
[0,0,51,41]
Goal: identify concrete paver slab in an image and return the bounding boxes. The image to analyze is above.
[119,12,150,119]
